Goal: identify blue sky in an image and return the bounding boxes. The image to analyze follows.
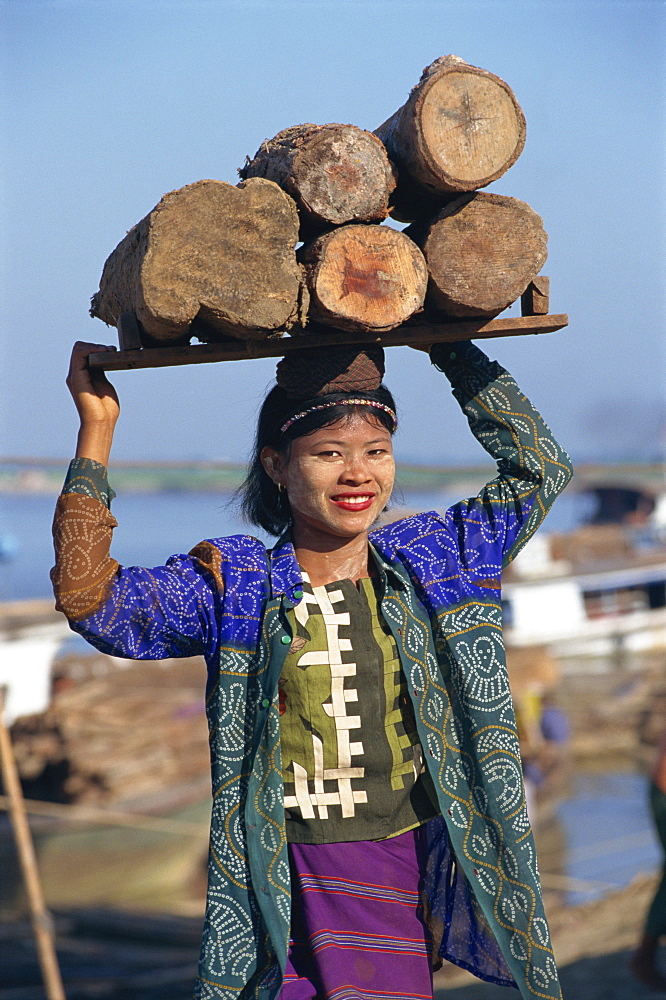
[1,0,664,465]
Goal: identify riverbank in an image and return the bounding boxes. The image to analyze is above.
[435,873,664,998]
[0,458,493,494]
[3,647,666,996]
[2,874,662,999]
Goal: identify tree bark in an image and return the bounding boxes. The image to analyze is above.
[239,123,396,239]
[90,178,306,343]
[298,224,427,333]
[376,55,526,217]
[406,192,547,319]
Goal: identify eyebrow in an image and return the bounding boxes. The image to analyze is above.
[311,437,391,447]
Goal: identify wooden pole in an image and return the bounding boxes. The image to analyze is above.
[0,688,66,1000]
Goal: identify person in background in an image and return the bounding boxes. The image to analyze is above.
[631,731,666,991]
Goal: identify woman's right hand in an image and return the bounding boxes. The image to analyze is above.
[67,341,120,464]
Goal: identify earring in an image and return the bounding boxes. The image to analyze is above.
[278,483,285,494]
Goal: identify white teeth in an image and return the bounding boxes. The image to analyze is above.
[336,495,372,504]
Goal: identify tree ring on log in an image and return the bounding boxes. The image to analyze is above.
[240,123,396,238]
[417,65,525,190]
[414,192,548,318]
[376,56,526,198]
[293,126,395,225]
[299,224,428,334]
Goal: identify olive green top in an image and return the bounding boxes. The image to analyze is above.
[281,572,438,843]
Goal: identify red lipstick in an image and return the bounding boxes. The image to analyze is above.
[330,493,376,512]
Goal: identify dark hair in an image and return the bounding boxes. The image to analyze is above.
[238,384,398,535]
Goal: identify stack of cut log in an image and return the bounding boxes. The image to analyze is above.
[90,56,553,351]
[9,656,210,806]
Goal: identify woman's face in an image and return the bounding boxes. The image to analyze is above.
[262,412,395,545]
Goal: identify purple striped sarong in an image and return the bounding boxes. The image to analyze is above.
[279,825,433,1000]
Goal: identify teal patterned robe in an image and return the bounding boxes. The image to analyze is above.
[53,343,573,999]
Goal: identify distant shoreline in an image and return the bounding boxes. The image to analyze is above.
[1,460,664,496]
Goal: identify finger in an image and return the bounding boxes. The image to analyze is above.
[67,343,116,380]
[71,342,117,361]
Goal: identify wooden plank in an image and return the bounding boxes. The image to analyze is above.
[88,313,568,372]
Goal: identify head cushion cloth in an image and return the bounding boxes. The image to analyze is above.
[276,346,385,400]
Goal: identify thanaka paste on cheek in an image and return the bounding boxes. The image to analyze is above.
[280,415,394,581]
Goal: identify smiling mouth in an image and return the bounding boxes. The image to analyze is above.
[331,493,376,511]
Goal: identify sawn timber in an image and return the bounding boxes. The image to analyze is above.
[88,313,569,372]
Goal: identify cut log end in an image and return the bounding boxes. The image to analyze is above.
[91,177,304,343]
[376,57,526,197]
[294,126,395,227]
[241,123,396,237]
[418,67,525,190]
[299,225,427,334]
[410,192,547,319]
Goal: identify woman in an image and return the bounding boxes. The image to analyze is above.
[52,338,572,1000]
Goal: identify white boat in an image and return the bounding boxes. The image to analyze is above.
[503,556,666,657]
[503,486,666,659]
[0,600,71,724]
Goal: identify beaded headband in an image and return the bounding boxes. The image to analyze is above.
[279,398,397,435]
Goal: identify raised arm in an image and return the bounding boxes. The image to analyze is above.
[67,340,120,466]
[51,343,222,662]
[51,341,121,620]
[429,340,573,565]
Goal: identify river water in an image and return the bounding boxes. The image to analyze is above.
[0,486,591,602]
[0,487,661,905]
[536,770,661,906]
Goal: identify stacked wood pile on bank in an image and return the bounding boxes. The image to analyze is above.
[90,55,552,348]
[7,656,210,806]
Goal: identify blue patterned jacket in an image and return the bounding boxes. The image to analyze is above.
[51,343,572,1000]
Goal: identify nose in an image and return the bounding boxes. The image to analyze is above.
[339,452,372,485]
